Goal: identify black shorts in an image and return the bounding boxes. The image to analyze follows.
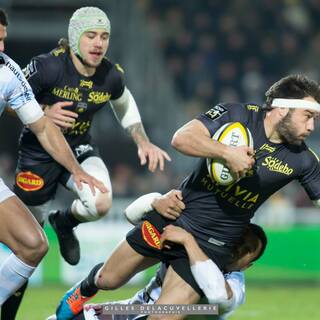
[126,211,233,297]
[14,144,100,206]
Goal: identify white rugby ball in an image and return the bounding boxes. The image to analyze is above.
[207,122,253,185]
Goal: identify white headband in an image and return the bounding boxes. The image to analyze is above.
[271,98,320,112]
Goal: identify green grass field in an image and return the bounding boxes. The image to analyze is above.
[16,284,320,320]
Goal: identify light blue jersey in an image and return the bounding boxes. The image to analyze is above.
[0,52,40,120]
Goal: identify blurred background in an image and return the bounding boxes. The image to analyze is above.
[1,0,320,319]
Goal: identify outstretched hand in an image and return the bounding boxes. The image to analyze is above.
[72,168,108,196]
[137,141,171,172]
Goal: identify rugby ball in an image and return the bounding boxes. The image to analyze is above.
[207,122,253,185]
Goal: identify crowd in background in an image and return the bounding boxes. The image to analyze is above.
[143,0,320,108]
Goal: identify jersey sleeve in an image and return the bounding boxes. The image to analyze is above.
[298,149,320,200]
[1,56,36,110]
[0,55,44,124]
[219,272,245,319]
[196,103,250,137]
[109,63,126,100]
[23,53,60,96]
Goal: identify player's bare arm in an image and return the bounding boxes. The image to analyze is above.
[160,225,233,299]
[124,189,185,224]
[111,88,171,172]
[126,122,171,172]
[28,115,107,194]
[172,119,255,179]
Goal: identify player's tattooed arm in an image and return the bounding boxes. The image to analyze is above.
[126,122,171,172]
[126,122,149,144]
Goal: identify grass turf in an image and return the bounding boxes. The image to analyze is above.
[15,284,320,320]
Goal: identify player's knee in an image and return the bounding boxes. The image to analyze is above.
[95,269,121,290]
[18,229,48,265]
[94,192,112,218]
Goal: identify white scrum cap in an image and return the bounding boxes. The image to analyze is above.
[68,7,111,58]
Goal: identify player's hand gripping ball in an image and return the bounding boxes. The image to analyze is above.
[207,122,253,186]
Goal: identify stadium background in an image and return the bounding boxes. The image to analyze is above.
[1,0,320,319]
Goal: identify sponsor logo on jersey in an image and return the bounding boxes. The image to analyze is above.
[16,172,44,191]
[64,120,91,136]
[5,60,32,101]
[142,221,161,249]
[261,156,293,175]
[52,86,82,101]
[23,60,37,80]
[88,91,111,104]
[205,104,227,121]
[246,104,259,112]
[80,80,93,89]
[75,102,87,113]
[201,174,258,210]
[258,143,276,153]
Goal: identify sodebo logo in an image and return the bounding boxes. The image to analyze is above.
[261,156,293,175]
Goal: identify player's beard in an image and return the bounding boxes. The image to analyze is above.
[275,111,303,145]
[81,57,100,68]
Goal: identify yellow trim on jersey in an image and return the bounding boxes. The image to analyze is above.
[115,63,124,73]
[308,148,320,162]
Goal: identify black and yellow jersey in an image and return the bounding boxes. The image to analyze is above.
[176,103,320,244]
[18,46,125,164]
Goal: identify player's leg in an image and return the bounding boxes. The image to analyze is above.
[96,240,158,290]
[8,162,60,316]
[148,266,200,320]
[49,156,112,265]
[0,194,48,305]
[1,280,28,320]
[1,207,49,320]
[55,239,158,319]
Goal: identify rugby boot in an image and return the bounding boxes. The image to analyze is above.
[55,282,95,320]
[48,210,80,265]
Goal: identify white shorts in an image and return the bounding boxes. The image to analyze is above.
[0,178,15,203]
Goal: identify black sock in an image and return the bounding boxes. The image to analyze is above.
[80,263,104,297]
[1,280,28,320]
[58,208,81,229]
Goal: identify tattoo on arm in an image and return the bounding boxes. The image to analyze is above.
[126,123,149,145]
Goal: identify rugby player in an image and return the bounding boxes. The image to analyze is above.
[47,191,267,320]
[0,7,106,312]
[4,6,170,318]
[54,74,320,320]
[13,4,170,266]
